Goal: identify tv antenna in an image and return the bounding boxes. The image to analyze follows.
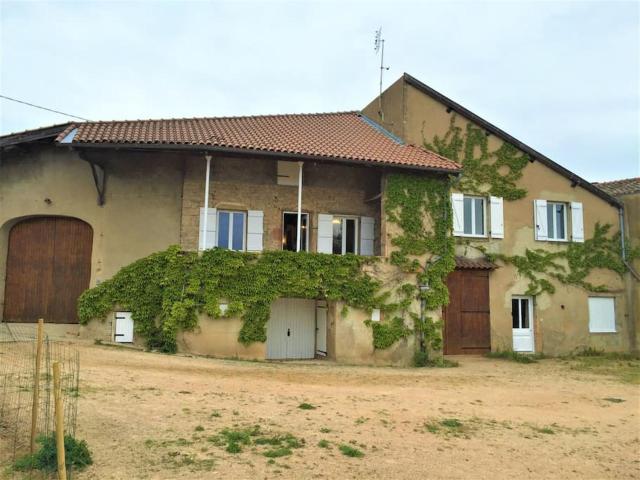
[374,27,389,121]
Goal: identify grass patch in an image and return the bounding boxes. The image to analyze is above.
[319,427,331,433]
[263,447,292,458]
[339,444,364,458]
[563,351,640,384]
[318,439,330,448]
[298,402,316,410]
[423,418,471,437]
[208,426,304,456]
[485,350,544,364]
[194,425,205,432]
[533,426,555,435]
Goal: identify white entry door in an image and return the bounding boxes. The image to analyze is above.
[267,298,316,359]
[512,296,534,352]
[114,312,134,343]
[316,302,327,356]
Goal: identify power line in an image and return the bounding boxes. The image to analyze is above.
[0,94,91,122]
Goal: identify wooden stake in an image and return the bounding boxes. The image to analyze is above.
[30,318,44,453]
[53,362,67,480]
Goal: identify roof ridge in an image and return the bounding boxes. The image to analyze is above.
[77,111,360,125]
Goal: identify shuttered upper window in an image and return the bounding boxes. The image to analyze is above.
[452,193,503,239]
[218,211,246,251]
[546,202,567,241]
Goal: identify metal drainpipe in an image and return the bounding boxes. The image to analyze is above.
[201,154,212,252]
[296,161,303,252]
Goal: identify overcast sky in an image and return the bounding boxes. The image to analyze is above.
[1,0,638,181]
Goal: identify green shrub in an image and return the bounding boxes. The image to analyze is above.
[413,351,459,368]
[298,402,316,410]
[14,434,92,472]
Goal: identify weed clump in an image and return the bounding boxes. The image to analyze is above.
[485,350,543,364]
[339,444,364,458]
[298,402,316,410]
[14,434,92,473]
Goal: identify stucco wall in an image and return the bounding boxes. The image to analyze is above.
[180,155,382,253]
[365,79,631,355]
[0,145,184,320]
[621,192,640,352]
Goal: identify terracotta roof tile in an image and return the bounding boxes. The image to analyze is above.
[593,177,640,197]
[455,256,497,270]
[55,112,460,172]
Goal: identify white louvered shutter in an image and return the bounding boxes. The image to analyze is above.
[360,217,375,256]
[451,193,464,236]
[317,214,333,254]
[199,207,217,250]
[246,210,264,252]
[571,202,584,243]
[489,196,504,239]
[534,199,548,241]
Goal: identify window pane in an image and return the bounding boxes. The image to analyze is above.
[556,204,565,239]
[475,198,484,235]
[547,204,555,239]
[332,219,342,254]
[463,197,473,234]
[512,299,519,329]
[218,212,230,249]
[282,213,308,252]
[521,299,529,329]
[232,213,244,251]
[345,219,356,254]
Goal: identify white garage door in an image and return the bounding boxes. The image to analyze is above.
[267,298,316,359]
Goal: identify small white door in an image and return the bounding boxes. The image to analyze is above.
[266,299,315,359]
[114,312,134,343]
[316,302,327,356]
[512,297,534,352]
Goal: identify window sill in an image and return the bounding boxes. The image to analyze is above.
[589,331,617,334]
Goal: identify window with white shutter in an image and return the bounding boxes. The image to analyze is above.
[246,210,264,252]
[534,199,548,241]
[317,214,333,253]
[360,217,375,256]
[588,297,616,333]
[451,193,464,236]
[570,202,584,243]
[489,196,504,239]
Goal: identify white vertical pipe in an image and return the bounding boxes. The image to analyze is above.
[201,154,212,251]
[296,161,303,252]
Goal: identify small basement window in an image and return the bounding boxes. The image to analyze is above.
[588,297,616,333]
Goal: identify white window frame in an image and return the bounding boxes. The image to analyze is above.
[546,201,568,242]
[588,296,617,333]
[282,211,310,252]
[462,195,487,238]
[333,216,359,255]
[217,210,246,251]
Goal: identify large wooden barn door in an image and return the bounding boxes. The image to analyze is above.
[3,217,93,324]
[444,269,491,354]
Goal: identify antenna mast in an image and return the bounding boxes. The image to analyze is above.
[374,27,389,122]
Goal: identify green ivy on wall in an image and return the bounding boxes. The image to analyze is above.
[78,248,388,353]
[479,223,639,296]
[425,115,530,201]
[382,173,456,352]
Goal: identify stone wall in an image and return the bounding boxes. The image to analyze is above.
[180,155,383,253]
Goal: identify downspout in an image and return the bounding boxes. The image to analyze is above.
[201,154,212,252]
[296,161,303,252]
[620,206,640,280]
[619,206,639,354]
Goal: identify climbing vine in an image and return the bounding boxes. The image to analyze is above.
[479,223,640,296]
[425,115,530,201]
[78,248,388,353]
[382,173,456,353]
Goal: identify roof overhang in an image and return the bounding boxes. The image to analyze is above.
[402,73,622,208]
[60,141,462,175]
[0,123,72,149]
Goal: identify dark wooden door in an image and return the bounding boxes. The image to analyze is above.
[3,217,93,323]
[444,269,491,354]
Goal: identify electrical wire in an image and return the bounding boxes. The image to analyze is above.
[0,94,91,122]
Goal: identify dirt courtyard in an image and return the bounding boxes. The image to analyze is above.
[3,344,640,479]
